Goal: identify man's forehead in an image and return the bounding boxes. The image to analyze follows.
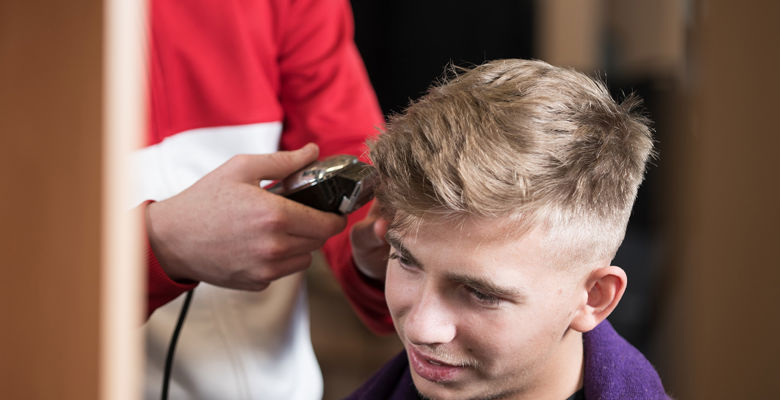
[385,213,576,281]
[388,213,536,244]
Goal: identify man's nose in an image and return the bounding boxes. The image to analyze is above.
[403,288,456,346]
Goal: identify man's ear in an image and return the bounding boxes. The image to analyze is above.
[569,266,627,333]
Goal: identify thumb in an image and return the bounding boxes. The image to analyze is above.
[372,217,389,245]
[234,143,319,182]
[351,215,387,248]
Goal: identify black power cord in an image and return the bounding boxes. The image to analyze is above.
[161,288,194,400]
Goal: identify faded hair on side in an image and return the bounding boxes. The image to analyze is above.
[370,59,655,265]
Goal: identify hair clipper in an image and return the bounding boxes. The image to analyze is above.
[267,154,377,215]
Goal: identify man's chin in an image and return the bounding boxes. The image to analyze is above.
[410,373,460,400]
[410,372,515,400]
[409,369,481,400]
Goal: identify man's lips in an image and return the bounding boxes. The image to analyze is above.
[408,347,465,383]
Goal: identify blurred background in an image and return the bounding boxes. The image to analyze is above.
[3,0,779,399]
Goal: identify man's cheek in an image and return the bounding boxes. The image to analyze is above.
[385,265,415,322]
[384,269,400,304]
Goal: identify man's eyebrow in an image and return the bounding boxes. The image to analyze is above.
[446,273,527,301]
[385,230,525,301]
[385,230,423,268]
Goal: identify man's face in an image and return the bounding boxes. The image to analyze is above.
[385,217,587,400]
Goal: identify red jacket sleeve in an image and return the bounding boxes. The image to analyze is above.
[275,0,393,334]
[323,202,394,334]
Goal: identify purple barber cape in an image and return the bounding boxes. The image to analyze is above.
[345,320,670,400]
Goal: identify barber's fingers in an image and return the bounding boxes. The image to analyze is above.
[255,234,332,261]
[351,202,389,248]
[372,217,390,244]
[351,217,385,249]
[224,143,320,183]
[278,199,348,239]
[242,253,314,290]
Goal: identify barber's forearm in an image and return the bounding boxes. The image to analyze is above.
[142,201,198,319]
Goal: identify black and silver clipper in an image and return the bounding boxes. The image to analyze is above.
[267,154,377,215]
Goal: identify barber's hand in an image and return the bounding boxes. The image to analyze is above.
[349,202,391,281]
[146,143,347,291]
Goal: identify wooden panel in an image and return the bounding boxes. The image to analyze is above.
[663,1,780,398]
[101,0,145,399]
[0,1,103,398]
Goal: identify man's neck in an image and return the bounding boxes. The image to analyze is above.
[514,329,584,400]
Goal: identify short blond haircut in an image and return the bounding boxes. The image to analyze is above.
[370,59,654,265]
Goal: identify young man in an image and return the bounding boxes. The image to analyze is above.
[348,59,669,399]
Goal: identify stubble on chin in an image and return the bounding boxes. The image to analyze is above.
[413,380,522,400]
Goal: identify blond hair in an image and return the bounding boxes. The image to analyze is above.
[370,59,654,265]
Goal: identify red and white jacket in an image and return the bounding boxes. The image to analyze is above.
[137,0,391,398]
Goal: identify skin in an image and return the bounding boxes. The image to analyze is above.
[146,143,388,290]
[350,203,392,280]
[384,216,626,400]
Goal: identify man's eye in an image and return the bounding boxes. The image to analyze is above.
[466,287,501,306]
[388,252,413,267]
